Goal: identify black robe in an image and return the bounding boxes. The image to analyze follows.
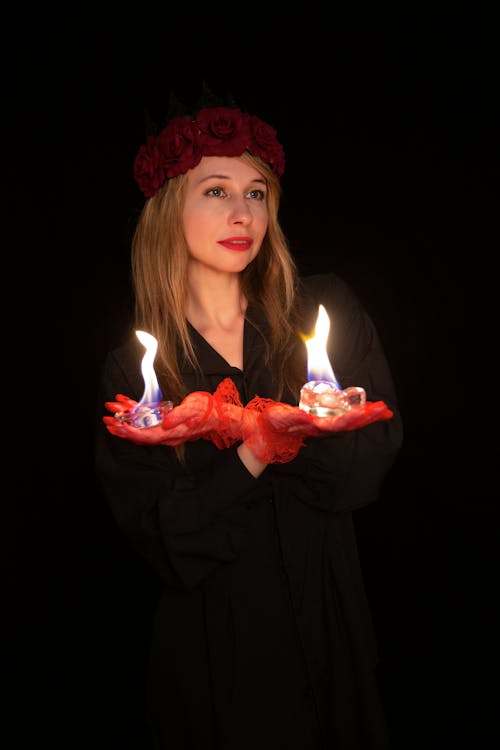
[95,273,403,749]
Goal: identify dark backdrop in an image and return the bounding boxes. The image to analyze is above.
[8,10,498,749]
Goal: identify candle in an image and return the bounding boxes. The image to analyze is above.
[114,330,173,428]
[299,305,366,416]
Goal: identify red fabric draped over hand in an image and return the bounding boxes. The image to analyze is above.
[103,378,393,461]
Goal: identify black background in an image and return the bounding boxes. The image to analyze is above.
[8,9,498,749]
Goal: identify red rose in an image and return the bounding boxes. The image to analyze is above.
[195,107,251,157]
[248,115,285,176]
[133,106,285,197]
[133,136,167,198]
[158,117,203,178]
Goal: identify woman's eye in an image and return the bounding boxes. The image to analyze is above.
[204,187,266,200]
[206,187,226,198]
[247,189,266,200]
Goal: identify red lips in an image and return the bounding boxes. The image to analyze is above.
[217,237,253,251]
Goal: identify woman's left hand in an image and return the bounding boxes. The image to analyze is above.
[262,399,393,434]
[241,397,393,463]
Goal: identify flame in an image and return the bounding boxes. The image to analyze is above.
[304,305,342,389]
[135,330,163,406]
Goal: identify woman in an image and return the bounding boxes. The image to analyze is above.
[95,103,403,749]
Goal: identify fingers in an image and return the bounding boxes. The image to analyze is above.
[309,401,393,432]
[105,394,138,413]
[346,402,393,429]
[104,389,229,447]
[162,392,214,428]
[258,400,393,437]
[104,412,199,444]
[103,417,168,445]
[263,403,321,435]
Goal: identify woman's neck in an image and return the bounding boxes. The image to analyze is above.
[185,268,246,368]
[186,268,246,331]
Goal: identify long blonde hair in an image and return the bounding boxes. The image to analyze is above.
[131,152,304,405]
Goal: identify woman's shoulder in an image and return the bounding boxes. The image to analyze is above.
[300,271,354,298]
[101,330,145,383]
[298,272,363,325]
[98,331,146,399]
[105,330,143,365]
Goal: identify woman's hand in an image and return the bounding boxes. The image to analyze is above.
[160,389,244,448]
[103,378,392,459]
[264,399,393,434]
[241,397,393,464]
[103,378,244,448]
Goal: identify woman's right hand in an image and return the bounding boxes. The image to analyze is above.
[103,378,245,448]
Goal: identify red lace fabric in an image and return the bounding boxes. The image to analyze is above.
[242,396,307,464]
[241,394,393,464]
[207,378,245,449]
[104,377,393,462]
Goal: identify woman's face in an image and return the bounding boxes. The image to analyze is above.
[182,155,269,275]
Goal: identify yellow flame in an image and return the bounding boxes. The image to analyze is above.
[303,305,341,387]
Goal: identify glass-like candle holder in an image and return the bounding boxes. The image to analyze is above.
[299,381,366,417]
[114,400,173,429]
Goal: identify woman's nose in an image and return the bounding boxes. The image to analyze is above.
[228,197,252,225]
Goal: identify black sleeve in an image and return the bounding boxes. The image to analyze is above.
[269,273,404,512]
[95,344,269,590]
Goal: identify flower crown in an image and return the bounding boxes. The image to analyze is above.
[133,106,285,198]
